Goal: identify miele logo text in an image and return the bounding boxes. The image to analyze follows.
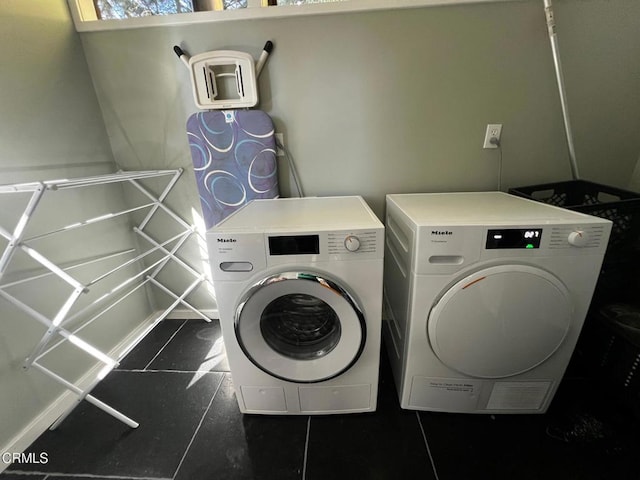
[431,230,453,236]
[217,238,237,243]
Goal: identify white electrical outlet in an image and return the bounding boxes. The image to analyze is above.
[483,124,502,149]
[275,133,284,157]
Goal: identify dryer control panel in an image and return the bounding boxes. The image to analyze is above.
[412,222,611,276]
[486,229,543,249]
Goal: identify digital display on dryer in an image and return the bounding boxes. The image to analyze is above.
[269,235,320,255]
[486,229,542,249]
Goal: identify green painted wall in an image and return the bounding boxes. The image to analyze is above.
[79,0,640,309]
[81,0,640,212]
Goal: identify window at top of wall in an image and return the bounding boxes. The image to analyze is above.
[95,0,194,19]
[93,0,255,19]
[92,0,345,19]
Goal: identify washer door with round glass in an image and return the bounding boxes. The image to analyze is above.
[235,271,366,383]
[428,264,573,379]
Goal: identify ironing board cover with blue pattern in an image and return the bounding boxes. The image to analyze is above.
[187,110,279,229]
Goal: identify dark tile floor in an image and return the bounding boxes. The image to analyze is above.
[3,318,640,480]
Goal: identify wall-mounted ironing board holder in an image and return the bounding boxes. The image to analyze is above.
[189,50,258,110]
[174,41,272,111]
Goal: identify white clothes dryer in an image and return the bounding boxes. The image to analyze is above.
[383,192,611,413]
[208,196,384,414]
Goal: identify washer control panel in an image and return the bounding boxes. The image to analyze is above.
[209,227,383,280]
[266,230,380,256]
[343,235,361,252]
[327,230,379,256]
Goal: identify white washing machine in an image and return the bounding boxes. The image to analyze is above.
[208,196,384,414]
[383,192,611,413]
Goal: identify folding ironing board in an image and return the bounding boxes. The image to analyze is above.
[187,109,279,229]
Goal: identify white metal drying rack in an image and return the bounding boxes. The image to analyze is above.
[0,169,211,429]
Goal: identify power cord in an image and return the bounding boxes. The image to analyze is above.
[275,136,304,198]
[490,137,503,191]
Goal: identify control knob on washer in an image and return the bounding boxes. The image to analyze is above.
[344,235,361,252]
[568,230,588,247]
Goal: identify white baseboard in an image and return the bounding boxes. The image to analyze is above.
[0,312,161,473]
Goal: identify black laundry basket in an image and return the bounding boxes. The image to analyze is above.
[510,180,640,401]
[510,180,640,260]
[510,180,640,305]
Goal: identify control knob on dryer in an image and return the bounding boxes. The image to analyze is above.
[568,230,589,247]
[344,235,361,252]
